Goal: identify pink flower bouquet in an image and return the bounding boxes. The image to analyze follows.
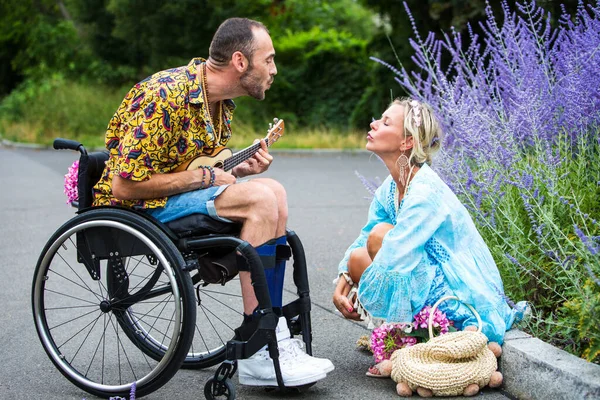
[370,305,454,363]
[64,160,79,204]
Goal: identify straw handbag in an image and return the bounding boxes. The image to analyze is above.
[390,296,498,396]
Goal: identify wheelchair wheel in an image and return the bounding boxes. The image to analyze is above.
[121,273,243,369]
[204,377,235,400]
[32,209,196,398]
[116,248,245,369]
[182,273,244,368]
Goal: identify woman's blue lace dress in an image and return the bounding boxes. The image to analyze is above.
[338,164,524,344]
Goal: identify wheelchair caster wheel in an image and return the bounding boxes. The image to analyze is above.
[204,377,235,400]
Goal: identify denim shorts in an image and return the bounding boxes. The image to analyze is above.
[144,185,233,223]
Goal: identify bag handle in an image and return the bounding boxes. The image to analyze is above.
[428,295,482,339]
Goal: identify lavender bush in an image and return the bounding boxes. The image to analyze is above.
[371,0,600,362]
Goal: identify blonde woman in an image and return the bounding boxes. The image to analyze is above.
[332,98,523,375]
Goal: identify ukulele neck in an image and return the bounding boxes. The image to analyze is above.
[223,137,270,171]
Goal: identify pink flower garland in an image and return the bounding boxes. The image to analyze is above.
[370,306,453,363]
[370,323,417,363]
[64,160,79,204]
[413,305,452,334]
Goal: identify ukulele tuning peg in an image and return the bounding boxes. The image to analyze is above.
[269,123,273,130]
[273,118,279,123]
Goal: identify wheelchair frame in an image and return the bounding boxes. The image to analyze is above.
[31,139,314,399]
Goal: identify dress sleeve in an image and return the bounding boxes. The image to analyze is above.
[357,180,449,322]
[337,185,392,274]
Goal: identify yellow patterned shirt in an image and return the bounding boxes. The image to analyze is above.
[93,58,235,209]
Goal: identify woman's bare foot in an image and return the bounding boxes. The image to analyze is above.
[366,360,392,378]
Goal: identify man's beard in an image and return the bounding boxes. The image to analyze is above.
[240,65,266,100]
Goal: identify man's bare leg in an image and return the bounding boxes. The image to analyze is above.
[214,180,285,314]
[252,178,288,236]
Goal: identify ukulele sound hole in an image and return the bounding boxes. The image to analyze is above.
[213,161,224,169]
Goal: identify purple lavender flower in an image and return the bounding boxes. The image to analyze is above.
[574,225,599,256]
[584,264,600,287]
[371,1,600,204]
[130,381,136,400]
[355,170,382,198]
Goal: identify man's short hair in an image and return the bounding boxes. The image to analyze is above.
[209,18,268,67]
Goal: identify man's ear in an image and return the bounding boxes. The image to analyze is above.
[400,135,414,151]
[231,51,248,73]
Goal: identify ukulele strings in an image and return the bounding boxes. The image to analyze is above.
[223,137,271,171]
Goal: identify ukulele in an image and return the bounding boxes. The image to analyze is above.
[176,118,284,172]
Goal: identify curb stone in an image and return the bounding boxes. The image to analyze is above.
[501,329,600,400]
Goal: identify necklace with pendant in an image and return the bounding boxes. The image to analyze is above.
[200,63,223,146]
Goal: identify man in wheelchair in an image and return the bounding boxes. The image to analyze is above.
[91,17,333,387]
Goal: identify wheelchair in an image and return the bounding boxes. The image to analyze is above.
[32,139,315,399]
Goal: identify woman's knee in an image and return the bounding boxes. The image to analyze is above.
[348,247,371,283]
[366,223,394,259]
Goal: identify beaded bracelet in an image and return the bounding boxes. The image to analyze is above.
[200,167,207,189]
[205,165,216,188]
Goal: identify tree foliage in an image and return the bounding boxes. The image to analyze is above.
[0,0,586,131]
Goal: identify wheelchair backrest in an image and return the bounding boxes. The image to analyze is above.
[77,151,109,210]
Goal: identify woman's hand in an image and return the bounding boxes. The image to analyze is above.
[333,275,362,321]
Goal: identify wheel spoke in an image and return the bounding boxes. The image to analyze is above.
[198,288,243,299]
[194,321,214,356]
[108,315,138,383]
[161,308,176,349]
[198,304,229,347]
[56,248,103,302]
[146,294,174,348]
[199,289,244,315]
[49,308,101,331]
[48,267,103,300]
[85,312,111,378]
[45,305,98,311]
[44,288,98,306]
[69,312,103,364]
[56,312,102,350]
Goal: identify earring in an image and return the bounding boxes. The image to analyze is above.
[396,154,409,187]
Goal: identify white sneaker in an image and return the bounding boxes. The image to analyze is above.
[273,317,334,374]
[286,338,335,374]
[237,344,327,387]
[237,317,329,387]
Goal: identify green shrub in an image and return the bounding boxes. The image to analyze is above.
[255,27,372,131]
[457,131,600,363]
[0,77,128,147]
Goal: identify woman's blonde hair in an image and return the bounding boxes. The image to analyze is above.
[391,98,442,165]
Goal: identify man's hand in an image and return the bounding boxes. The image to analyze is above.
[232,139,273,178]
[211,167,237,186]
[333,275,362,321]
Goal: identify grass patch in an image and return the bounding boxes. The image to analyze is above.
[228,123,366,150]
[0,79,366,150]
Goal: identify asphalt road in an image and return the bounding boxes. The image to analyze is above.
[0,144,509,400]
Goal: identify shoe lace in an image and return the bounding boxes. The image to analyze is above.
[277,338,306,365]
